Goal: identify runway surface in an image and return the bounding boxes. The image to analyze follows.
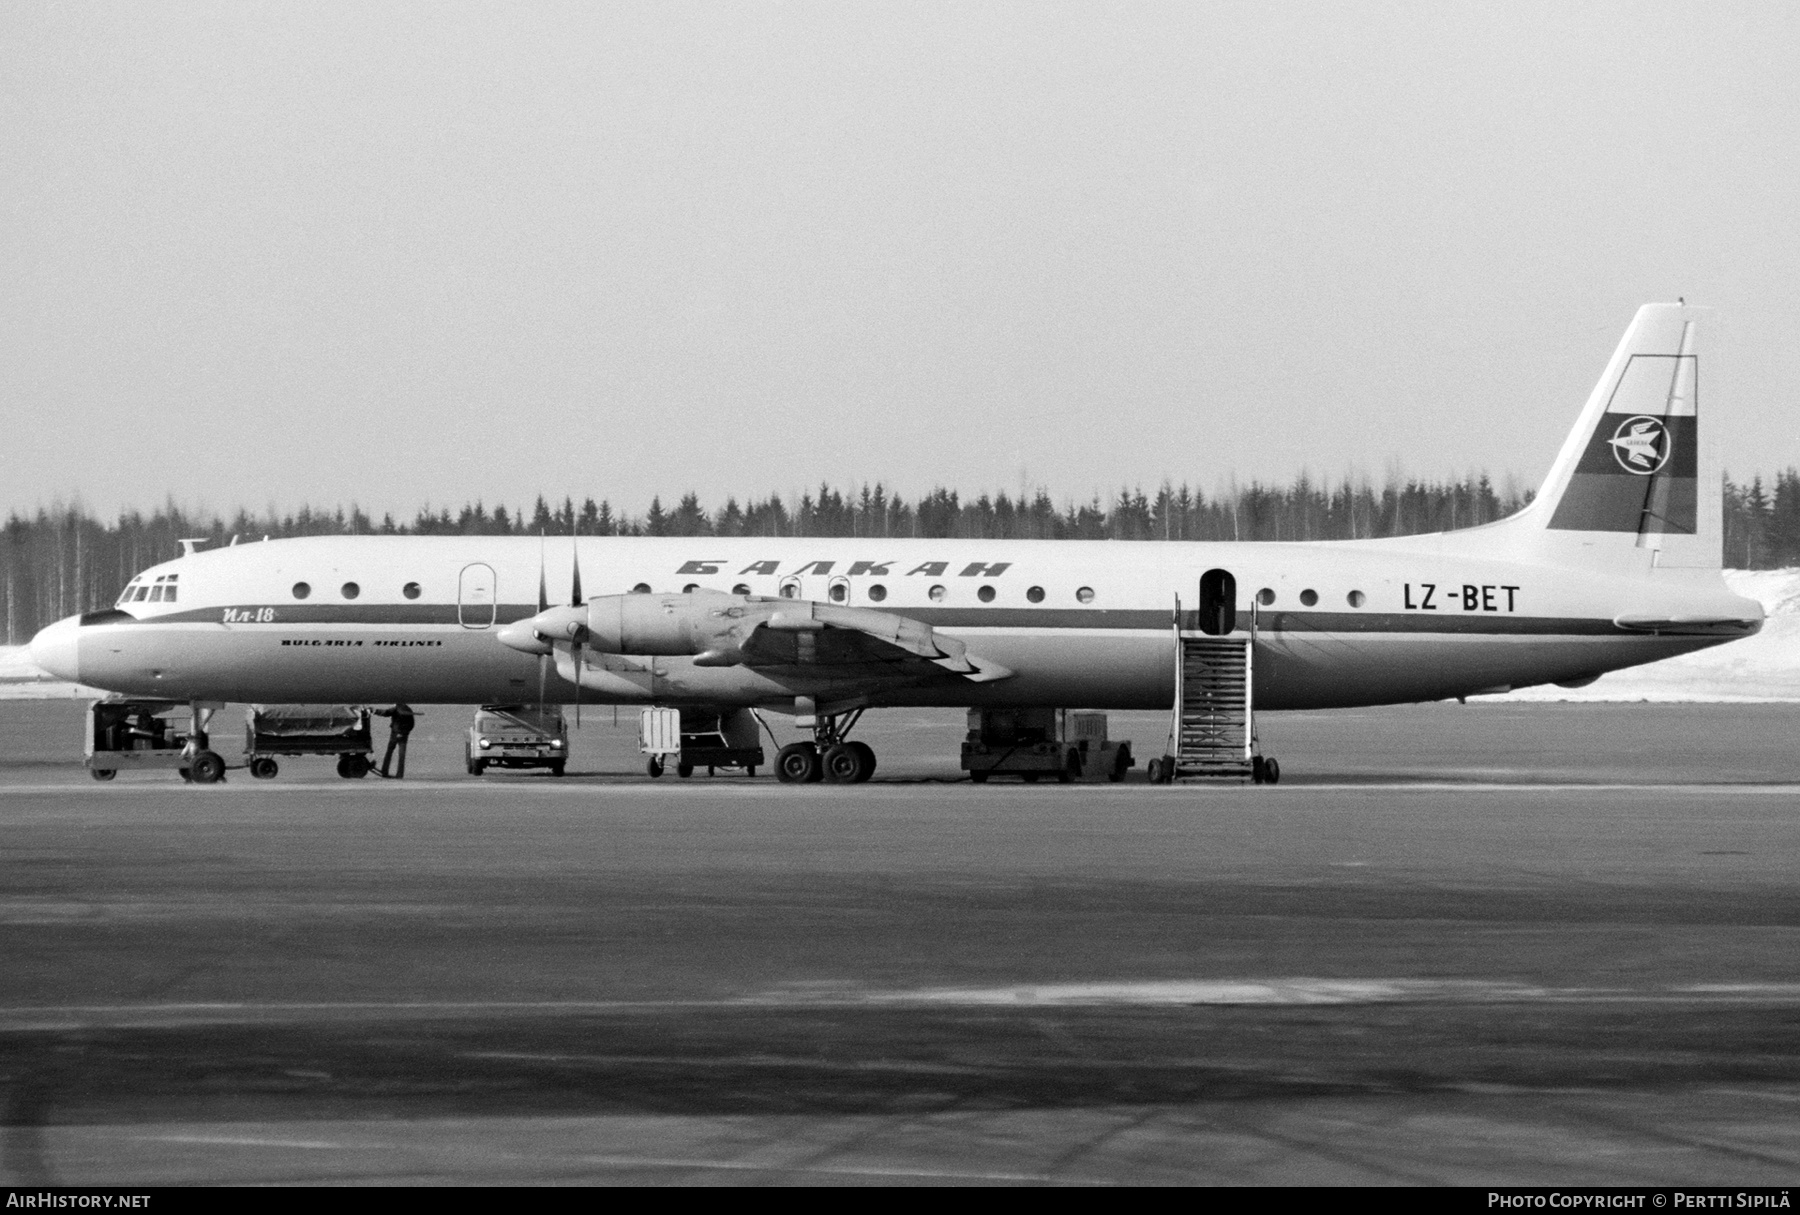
[2,700,1798,1185]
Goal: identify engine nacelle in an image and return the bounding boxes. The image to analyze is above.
[583,592,741,656]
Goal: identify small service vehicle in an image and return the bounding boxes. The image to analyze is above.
[639,707,765,778]
[244,704,375,779]
[961,708,1134,784]
[467,705,569,775]
[86,698,196,781]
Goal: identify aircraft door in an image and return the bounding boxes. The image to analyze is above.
[1198,568,1236,635]
[459,562,497,629]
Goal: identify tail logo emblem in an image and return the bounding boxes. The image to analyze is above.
[1607,416,1670,475]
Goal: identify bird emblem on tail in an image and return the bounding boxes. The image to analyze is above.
[1608,416,1670,474]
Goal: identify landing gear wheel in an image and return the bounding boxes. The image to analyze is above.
[90,768,116,782]
[189,751,227,784]
[821,743,872,784]
[676,762,694,779]
[1110,745,1132,782]
[848,741,876,782]
[647,757,665,778]
[248,757,279,780]
[775,742,820,784]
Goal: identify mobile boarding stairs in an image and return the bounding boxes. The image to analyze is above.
[1148,598,1279,785]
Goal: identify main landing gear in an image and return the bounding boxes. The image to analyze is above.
[775,709,877,785]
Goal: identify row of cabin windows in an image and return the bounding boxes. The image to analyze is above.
[1255,587,1366,608]
[664,581,1096,605]
[269,577,1365,610]
[290,582,423,600]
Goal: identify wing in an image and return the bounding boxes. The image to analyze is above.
[731,602,1012,684]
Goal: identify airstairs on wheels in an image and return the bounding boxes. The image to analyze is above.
[1152,594,1277,785]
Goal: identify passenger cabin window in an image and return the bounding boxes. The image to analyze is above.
[403,582,421,600]
[341,582,360,599]
[977,585,996,603]
[1299,589,1318,607]
[928,584,947,602]
[292,582,311,600]
[778,577,801,599]
[1026,586,1045,603]
[1257,588,1276,606]
[866,584,887,602]
[828,577,849,604]
[1198,568,1235,635]
[631,583,651,594]
[1076,587,1095,604]
[732,583,751,596]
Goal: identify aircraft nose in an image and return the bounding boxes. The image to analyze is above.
[27,614,82,682]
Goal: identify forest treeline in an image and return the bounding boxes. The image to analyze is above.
[5,470,1798,643]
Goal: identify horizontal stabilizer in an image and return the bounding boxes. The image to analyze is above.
[1611,613,1761,635]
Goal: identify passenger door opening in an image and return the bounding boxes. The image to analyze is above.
[1198,568,1236,635]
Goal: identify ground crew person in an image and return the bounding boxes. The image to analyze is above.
[375,703,416,778]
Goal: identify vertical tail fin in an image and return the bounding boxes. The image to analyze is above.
[1512,302,1717,570]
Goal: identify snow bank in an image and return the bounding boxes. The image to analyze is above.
[0,645,104,700]
[2,569,1795,703]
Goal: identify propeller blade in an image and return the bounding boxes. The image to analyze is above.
[537,537,549,714]
[537,536,549,613]
[570,537,583,726]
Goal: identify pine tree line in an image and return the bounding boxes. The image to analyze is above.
[5,471,1796,644]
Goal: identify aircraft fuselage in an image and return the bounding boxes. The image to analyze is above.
[43,533,1760,712]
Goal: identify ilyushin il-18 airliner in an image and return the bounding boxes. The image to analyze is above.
[28,303,1764,784]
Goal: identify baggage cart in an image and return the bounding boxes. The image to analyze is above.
[639,707,764,778]
[244,704,374,779]
[86,699,195,781]
[961,708,1134,783]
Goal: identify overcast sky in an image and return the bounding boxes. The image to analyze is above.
[4,1,1797,522]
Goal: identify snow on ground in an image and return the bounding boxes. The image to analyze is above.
[2,570,1796,703]
[0,645,103,700]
